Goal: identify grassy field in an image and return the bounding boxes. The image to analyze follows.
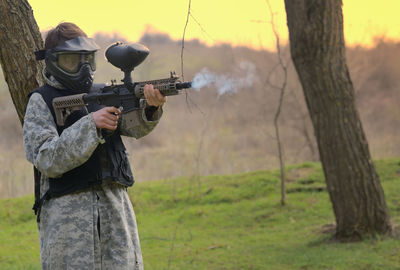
[0,158,399,269]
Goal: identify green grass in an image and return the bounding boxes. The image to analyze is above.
[1,158,400,269]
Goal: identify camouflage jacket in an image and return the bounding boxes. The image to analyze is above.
[23,85,162,269]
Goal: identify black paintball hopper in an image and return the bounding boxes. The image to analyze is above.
[105,42,150,84]
[105,42,149,72]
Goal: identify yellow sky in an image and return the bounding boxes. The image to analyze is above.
[28,0,400,50]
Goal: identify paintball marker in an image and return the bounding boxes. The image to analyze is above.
[52,42,192,126]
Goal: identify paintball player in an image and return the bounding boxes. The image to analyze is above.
[23,22,165,269]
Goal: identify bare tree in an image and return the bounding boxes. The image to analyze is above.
[0,0,44,123]
[265,0,288,206]
[0,0,45,215]
[284,0,392,240]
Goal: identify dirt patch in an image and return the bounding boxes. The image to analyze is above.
[286,167,314,183]
[321,223,336,234]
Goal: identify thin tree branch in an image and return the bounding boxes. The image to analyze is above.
[180,0,194,113]
[189,12,216,42]
[181,0,191,81]
[266,0,288,206]
[166,2,192,268]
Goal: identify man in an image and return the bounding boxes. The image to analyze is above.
[23,22,165,269]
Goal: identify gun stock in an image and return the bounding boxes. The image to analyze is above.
[52,94,86,126]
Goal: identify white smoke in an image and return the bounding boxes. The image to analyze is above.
[191,61,258,95]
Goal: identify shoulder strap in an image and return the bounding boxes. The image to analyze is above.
[32,166,41,215]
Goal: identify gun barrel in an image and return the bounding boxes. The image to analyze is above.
[176,81,192,89]
[134,80,192,98]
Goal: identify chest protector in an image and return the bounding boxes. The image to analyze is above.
[31,84,134,218]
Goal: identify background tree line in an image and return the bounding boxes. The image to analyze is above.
[0,29,399,197]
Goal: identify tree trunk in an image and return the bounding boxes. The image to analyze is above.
[0,0,44,124]
[284,0,391,240]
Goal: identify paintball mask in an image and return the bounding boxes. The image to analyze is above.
[35,36,100,93]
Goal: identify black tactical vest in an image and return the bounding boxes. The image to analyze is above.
[31,84,134,219]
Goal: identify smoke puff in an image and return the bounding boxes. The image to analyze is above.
[192,69,217,90]
[191,61,257,95]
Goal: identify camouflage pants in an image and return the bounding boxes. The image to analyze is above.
[38,181,143,270]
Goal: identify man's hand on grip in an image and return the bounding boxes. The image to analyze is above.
[92,107,121,131]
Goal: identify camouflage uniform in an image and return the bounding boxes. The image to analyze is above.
[23,77,162,269]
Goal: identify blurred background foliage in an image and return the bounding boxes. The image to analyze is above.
[0,30,399,198]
